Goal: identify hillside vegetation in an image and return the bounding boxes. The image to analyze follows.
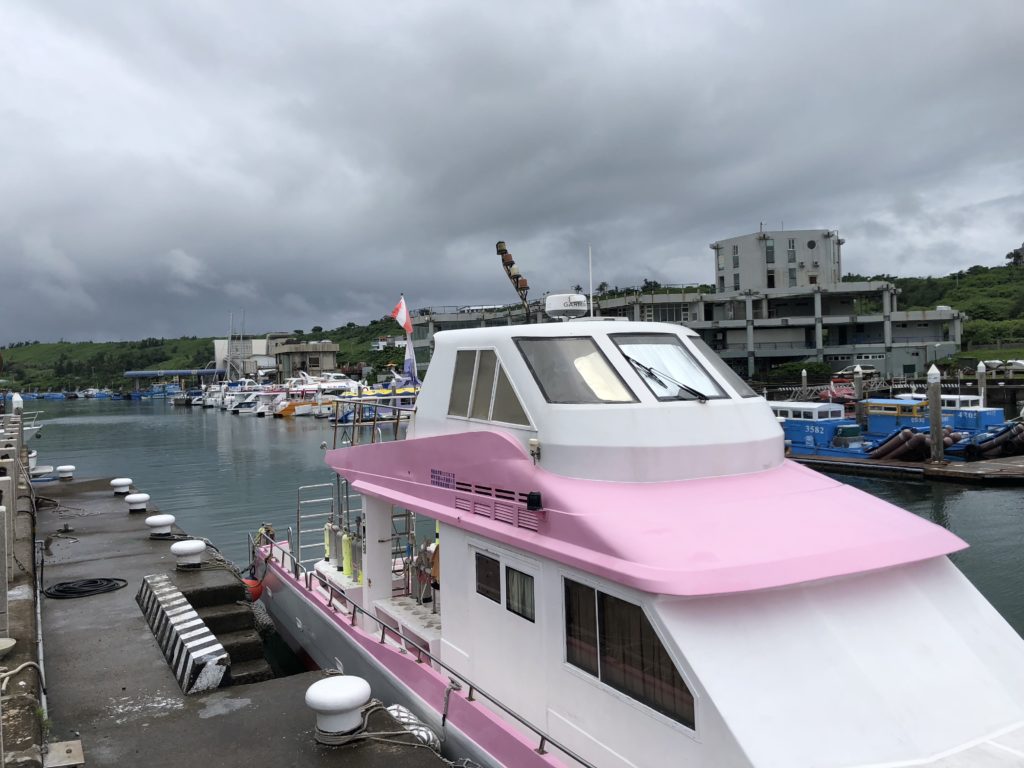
[0,318,410,392]
[3,263,1023,391]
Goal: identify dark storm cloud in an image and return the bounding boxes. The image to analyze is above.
[1,0,1022,343]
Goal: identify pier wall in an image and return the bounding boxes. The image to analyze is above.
[0,414,45,766]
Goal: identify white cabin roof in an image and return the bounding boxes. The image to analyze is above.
[411,321,782,482]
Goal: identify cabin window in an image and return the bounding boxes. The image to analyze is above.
[448,350,476,416]
[687,336,759,398]
[471,350,497,420]
[475,553,501,603]
[564,578,695,729]
[450,349,531,426]
[506,566,535,622]
[611,333,726,401]
[516,337,636,404]
[491,368,530,425]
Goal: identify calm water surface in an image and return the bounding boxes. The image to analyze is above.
[29,399,1024,636]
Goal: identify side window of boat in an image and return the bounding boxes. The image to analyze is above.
[449,350,476,416]
[475,553,501,603]
[475,553,536,623]
[448,349,530,426]
[563,578,695,729]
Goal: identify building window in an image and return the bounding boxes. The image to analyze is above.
[717,276,725,292]
[717,253,724,271]
[765,239,775,264]
[808,275,817,285]
[732,274,740,291]
[787,238,796,263]
[506,567,535,622]
[767,270,775,289]
[653,305,682,323]
[788,268,797,287]
[564,579,695,728]
[475,553,501,603]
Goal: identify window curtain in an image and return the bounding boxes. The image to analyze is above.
[564,580,599,676]
[506,567,535,622]
[598,593,694,728]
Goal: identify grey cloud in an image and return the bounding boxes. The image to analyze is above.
[1,0,1023,344]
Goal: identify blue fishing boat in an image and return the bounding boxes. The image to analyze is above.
[772,398,1022,462]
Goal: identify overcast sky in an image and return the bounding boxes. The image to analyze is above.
[1,1,1022,344]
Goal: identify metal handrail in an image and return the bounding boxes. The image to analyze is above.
[252,534,596,768]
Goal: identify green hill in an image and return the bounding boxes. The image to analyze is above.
[844,263,1024,346]
[0,318,412,392]
[3,265,1023,390]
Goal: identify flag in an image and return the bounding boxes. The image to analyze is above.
[403,336,420,385]
[391,295,412,334]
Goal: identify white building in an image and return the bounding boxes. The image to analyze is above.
[410,228,965,380]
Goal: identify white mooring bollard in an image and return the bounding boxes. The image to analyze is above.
[124,492,150,513]
[305,676,372,744]
[144,514,176,537]
[56,465,75,481]
[170,539,206,570]
[110,477,133,495]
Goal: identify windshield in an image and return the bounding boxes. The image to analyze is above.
[610,333,726,401]
[687,336,759,398]
[515,337,636,404]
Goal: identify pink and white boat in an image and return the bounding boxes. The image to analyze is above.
[256,315,1024,767]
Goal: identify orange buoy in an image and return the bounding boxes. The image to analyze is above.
[242,578,263,601]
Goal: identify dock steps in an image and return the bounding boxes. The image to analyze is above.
[218,628,265,663]
[197,602,255,634]
[139,568,275,691]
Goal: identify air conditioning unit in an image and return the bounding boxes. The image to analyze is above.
[812,261,819,267]
[798,262,805,268]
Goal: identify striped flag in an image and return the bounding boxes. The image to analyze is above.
[391,295,412,334]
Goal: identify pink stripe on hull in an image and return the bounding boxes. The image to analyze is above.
[267,558,564,767]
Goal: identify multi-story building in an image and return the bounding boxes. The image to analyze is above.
[410,229,965,379]
[213,333,339,381]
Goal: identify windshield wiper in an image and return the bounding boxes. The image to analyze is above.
[622,354,708,403]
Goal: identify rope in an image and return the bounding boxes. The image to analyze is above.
[43,578,127,599]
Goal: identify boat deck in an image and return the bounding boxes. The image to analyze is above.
[790,452,1024,484]
[312,561,443,662]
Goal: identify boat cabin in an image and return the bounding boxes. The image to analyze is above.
[863,397,1006,436]
[769,401,864,454]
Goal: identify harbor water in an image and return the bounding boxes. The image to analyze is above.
[29,398,1024,638]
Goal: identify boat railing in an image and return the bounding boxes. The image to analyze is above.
[295,483,335,569]
[330,395,416,449]
[19,410,44,428]
[249,531,597,768]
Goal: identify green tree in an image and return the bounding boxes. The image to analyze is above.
[1007,242,1024,267]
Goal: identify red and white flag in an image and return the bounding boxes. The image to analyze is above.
[391,295,412,334]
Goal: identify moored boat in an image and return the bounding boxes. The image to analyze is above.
[256,313,1024,767]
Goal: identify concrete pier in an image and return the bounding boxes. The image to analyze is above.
[0,417,445,768]
[34,478,445,767]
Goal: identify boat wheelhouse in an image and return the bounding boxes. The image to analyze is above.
[256,319,1024,768]
[862,397,1006,436]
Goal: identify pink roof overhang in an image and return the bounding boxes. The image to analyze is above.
[325,431,966,597]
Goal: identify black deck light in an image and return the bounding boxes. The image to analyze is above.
[526,491,543,511]
[497,240,531,323]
